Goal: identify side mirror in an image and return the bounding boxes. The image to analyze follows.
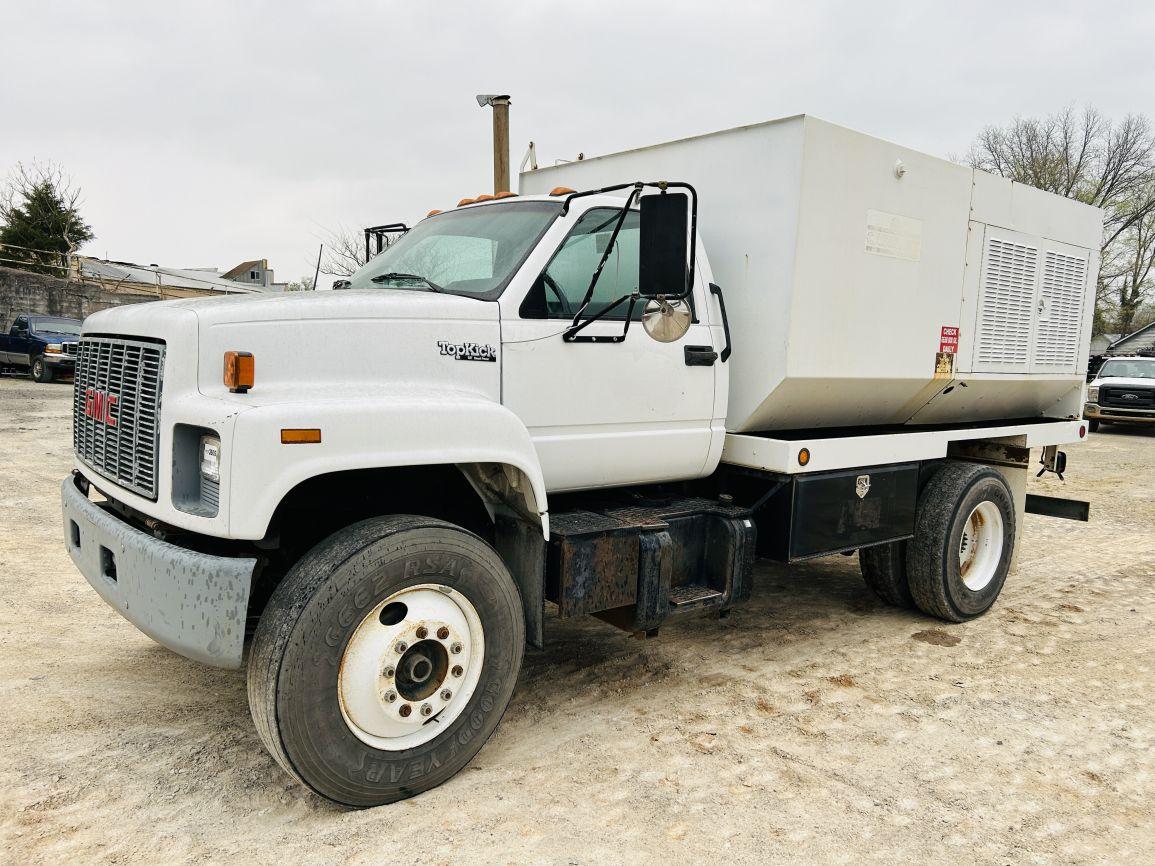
[638,192,689,299]
[332,279,351,290]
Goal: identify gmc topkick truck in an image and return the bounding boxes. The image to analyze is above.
[61,116,1100,807]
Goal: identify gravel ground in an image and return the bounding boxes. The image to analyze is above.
[1,374,1153,865]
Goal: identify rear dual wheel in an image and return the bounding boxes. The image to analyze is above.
[249,515,524,808]
[860,462,1016,622]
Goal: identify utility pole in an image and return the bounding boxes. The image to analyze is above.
[476,94,511,193]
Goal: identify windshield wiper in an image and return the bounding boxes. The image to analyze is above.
[370,272,443,292]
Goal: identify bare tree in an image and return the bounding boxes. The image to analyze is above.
[966,106,1155,334]
[315,224,405,278]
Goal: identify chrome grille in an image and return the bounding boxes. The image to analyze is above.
[73,336,165,499]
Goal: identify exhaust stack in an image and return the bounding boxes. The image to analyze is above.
[476,94,511,194]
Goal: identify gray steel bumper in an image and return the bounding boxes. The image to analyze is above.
[61,475,257,668]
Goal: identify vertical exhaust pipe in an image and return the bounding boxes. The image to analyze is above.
[476,94,511,193]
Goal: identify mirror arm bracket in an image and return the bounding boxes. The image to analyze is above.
[562,294,639,343]
[557,179,699,344]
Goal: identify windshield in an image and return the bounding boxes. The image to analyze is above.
[32,317,81,335]
[1099,359,1155,379]
[347,201,560,298]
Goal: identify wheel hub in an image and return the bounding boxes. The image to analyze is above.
[958,500,1004,591]
[338,584,484,751]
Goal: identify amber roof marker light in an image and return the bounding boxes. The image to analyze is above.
[223,351,254,394]
[797,447,811,467]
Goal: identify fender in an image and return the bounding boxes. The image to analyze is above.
[226,389,549,540]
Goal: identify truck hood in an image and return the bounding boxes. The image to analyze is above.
[82,289,503,407]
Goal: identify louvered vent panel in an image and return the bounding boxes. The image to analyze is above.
[1033,250,1087,370]
[975,237,1038,370]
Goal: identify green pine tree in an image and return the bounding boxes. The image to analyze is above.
[0,163,95,276]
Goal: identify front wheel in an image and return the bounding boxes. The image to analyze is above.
[1087,418,1100,432]
[31,356,53,383]
[248,515,524,807]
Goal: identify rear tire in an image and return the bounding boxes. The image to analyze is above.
[906,462,1016,622]
[248,515,524,808]
[859,541,914,608]
[31,356,53,383]
[1087,418,1100,432]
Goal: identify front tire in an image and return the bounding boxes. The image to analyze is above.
[248,515,524,808]
[1087,418,1100,432]
[906,462,1016,622]
[31,356,53,383]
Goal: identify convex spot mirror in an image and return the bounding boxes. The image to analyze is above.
[639,192,689,299]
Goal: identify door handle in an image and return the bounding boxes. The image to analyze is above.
[684,345,718,366]
[709,283,732,362]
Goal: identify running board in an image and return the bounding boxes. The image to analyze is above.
[1025,494,1090,522]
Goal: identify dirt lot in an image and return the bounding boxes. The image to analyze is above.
[1,375,1153,865]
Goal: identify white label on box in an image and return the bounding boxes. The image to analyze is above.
[865,210,922,262]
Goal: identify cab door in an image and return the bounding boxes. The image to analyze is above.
[500,203,719,493]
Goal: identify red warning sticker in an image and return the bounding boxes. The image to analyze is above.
[939,326,959,354]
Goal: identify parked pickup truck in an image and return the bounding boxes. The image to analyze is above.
[0,313,81,382]
[61,115,1100,808]
[1084,355,1155,430]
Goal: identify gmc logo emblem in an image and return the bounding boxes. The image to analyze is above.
[84,388,119,427]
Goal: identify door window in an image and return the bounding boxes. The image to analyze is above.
[521,208,641,319]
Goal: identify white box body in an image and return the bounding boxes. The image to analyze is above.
[521,115,1102,433]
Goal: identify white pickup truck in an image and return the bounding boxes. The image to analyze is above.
[61,116,1100,807]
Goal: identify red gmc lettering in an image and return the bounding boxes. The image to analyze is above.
[83,389,118,427]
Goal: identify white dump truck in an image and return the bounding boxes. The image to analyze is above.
[61,115,1100,807]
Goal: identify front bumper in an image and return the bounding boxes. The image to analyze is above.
[61,474,257,668]
[1084,403,1155,424]
[44,353,75,367]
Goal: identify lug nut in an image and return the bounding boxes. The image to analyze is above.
[398,704,412,717]
[437,626,450,640]
[383,665,395,678]
[440,689,453,701]
[420,703,433,717]
[416,626,428,639]
[450,642,463,655]
[384,689,397,703]
[395,641,408,654]
[452,665,464,678]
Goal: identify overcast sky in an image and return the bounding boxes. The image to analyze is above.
[3,1,1153,282]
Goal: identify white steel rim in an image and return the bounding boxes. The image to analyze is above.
[958,501,1004,591]
[338,583,485,751]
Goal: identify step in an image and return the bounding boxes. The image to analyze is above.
[667,582,724,608]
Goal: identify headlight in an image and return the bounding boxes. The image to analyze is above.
[200,435,221,483]
[45,343,63,354]
[1087,386,1099,402]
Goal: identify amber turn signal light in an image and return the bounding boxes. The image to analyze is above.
[223,351,254,393]
[280,428,322,444]
[797,447,811,467]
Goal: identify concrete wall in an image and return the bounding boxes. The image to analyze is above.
[0,265,157,330]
